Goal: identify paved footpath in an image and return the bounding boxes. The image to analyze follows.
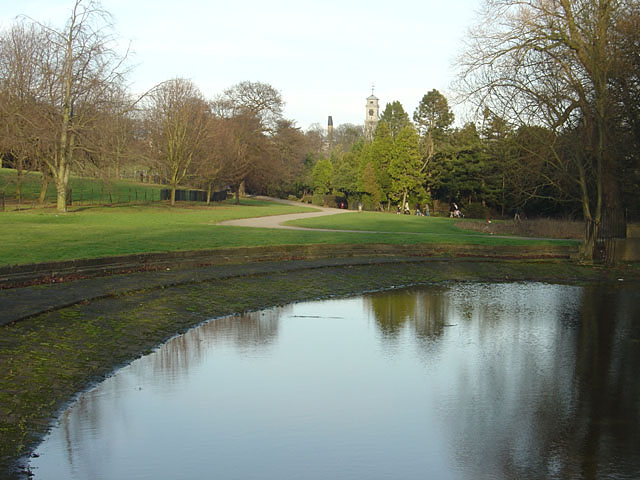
[218,197,351,230]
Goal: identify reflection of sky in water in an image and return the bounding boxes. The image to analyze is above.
[31,283,640,480]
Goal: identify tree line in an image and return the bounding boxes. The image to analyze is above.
[1,0,638,262]
[0,0,316,210]
[311,0,640,263]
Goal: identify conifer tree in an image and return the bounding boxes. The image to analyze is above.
[389,125,425,209]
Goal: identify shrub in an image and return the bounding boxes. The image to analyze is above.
[463,203,490,219]
[311,192,324,206]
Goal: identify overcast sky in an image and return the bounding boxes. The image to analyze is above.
[0,0,481,130]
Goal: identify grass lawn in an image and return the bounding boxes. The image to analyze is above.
[287,211,482,234]
[0,201,578,267]
[0,167,163,206]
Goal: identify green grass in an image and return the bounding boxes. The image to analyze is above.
[286,211,579,243]
[0,202,578,267]
[286,211,480,234]
[0,167,164,205]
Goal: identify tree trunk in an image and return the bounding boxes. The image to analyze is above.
[170,185,176,206]
[39,175,50,204]
[582,219,598,262]
[15,168,22,203]
[206,182,212,205]
[234,184,240,205]
[55,177,67,212]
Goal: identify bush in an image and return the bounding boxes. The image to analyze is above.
[463,203,490,219]
[323,195,339,208]
[311,192,325,206]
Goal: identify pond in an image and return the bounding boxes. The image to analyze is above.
[31,282,640,479]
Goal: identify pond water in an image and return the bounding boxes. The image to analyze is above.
[31,282,640,480]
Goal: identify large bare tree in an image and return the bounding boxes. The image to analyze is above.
[457,0,636,261]
[145,78,208,205]
[217,81,284,134]
[31,0,130,211]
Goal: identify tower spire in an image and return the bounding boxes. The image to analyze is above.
[364,87,380,141]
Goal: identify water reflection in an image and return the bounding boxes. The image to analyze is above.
[31,283,640,480]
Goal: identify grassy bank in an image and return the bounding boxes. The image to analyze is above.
[1,258,638,476]
[1,203,577,267]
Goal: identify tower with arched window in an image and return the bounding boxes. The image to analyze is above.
[364,88,379,141]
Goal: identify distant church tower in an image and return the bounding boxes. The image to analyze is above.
[364,86,379,141]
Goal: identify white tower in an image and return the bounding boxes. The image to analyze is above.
[364,86,379,141]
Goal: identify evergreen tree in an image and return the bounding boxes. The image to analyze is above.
[389,125,425,208]
[362,121,395,209]
[413,89,454,173]
[332,150,360,197]
[380,101,412,140]
[311,158,333,194]
[360,161,383,209]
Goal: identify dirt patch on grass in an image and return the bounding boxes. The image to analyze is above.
[457,218,584,239]
[1,259,639,477]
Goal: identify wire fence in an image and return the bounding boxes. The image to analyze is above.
[0,187,163,211]
[0,187,229,211]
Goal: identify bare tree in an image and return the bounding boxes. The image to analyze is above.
[0,21,48,202]
[81,85,137,179]
[145,78,208,205]
[193,115,225,204]
[216,113,269,204]
[457,0,634,261]
[218,81,284,133]
[26,0,131,212]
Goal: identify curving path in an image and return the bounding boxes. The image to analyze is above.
[218,197,351,230]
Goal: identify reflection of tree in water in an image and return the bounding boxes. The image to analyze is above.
[549,285,640,479]
[59,305,288,458]
[442,284,640,480]
[148,305,287,381]
[365,287,449,341]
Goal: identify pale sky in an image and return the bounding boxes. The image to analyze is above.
[0,0,481,130]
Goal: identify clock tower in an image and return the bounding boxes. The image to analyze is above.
[364,87,379,141]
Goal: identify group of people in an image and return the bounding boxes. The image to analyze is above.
[395,201,463,217]
[397,202,430,216]
[449,202,463,218]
